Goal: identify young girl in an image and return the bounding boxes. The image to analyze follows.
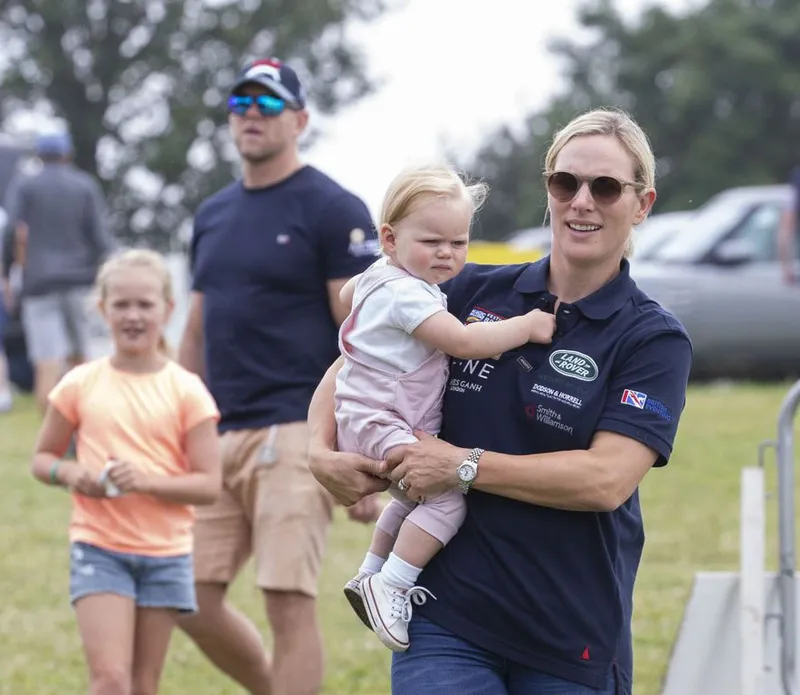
[335,165,556,652]
[30,249,221,695]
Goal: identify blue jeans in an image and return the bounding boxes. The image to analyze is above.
[392,616,618,695]
[69,542,197,613]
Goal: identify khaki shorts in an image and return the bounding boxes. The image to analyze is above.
[192,422,335,597]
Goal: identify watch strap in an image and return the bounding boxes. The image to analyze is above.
[458,447,485,494]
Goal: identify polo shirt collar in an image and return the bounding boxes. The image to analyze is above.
[514,256,635,320]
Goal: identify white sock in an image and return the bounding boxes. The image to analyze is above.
[380,552,422,590]
[358,552,386,576]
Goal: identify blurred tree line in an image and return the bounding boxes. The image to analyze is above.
[462,0,800,240]
[5,0,800,247]
[0,0,393,250]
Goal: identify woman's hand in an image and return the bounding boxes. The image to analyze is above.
[107,460,152,495]
[60,463,107,498]
[309,446,390,507]
[386,432,469,501]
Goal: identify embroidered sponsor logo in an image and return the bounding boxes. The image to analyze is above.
[621,388,647,409]
[621,388,673,421]
[448,359,496,394]
[448,378,484,393]
[548,349,599,382]
[348,228,380,257]
[525,404,574,435]
[531,383,583,409]
[465,306,505,324]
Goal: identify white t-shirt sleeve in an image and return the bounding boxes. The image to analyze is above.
[382,278,446,334]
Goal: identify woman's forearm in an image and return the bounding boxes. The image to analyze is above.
[475,449,624,513]
[308,356,344,452]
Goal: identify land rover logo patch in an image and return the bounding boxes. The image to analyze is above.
[548,349,599,382]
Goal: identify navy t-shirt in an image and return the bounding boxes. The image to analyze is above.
[190,166,378,431]
[417,257,692,694]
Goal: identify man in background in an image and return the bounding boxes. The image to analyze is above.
[2,131,116,412]
[178,58,381,695]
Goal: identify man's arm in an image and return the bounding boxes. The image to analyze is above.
[178,291,205,378]
[327,278,353,326]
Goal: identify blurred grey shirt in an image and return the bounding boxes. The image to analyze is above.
[3,162,117,297]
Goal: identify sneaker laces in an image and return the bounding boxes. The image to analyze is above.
[389,585,436,622]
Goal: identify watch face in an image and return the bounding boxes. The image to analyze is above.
[458,462,476,482]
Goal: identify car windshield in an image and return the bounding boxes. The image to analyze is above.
[649,195,759,263]
[633,213,692,260]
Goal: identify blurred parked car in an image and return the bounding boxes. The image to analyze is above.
[632,210,695,260]
[630,184,800,380]
[507,210,694,261]
[508,225,553,256]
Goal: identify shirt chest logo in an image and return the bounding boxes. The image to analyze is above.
[548,349,599,382]
[465,306,505,324]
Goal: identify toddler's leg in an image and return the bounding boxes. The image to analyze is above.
[345,494,415,630]
[362,489,467,653]
[367,495,417,564]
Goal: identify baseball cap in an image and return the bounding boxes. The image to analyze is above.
[36,132,73,157]
[230,58,306,109]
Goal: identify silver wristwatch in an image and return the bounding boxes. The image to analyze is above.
[457,448,484,494]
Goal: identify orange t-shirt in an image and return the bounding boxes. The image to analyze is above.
[48,357,220,557]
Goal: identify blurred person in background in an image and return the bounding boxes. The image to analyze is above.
[177,58,380,695]
[1,216,33,395]
[308,108,693,695]
[2,130,116,414]
[0,207,13,411]
[778,165,800,285]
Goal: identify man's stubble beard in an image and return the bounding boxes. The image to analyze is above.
[240,148,279,166]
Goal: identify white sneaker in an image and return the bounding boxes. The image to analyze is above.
[343,572,372,630]
[0,388,11,413]
[361,573,435,652]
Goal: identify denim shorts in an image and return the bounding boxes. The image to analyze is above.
[70,542,197,613]
[392,616,620,695]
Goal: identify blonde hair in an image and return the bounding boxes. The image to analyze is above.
[96,248,174,357]
[544,108,656,258]
[379,165,489,250]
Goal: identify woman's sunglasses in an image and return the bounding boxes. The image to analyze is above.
[545,171,644,205]
[227,94,288,117]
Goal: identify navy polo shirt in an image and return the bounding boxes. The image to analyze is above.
[418,257,692,693]
[190,166,378,431]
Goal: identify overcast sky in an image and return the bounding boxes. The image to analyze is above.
[307,0,699,217]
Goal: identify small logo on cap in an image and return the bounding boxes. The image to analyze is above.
[245,61,282,83]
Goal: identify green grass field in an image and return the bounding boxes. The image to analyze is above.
[2,383,800,695]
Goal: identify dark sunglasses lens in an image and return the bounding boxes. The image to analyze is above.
[591,176,624,204]
[256,95,285,116]
[548,172,579,202]
[228,96,252,115]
